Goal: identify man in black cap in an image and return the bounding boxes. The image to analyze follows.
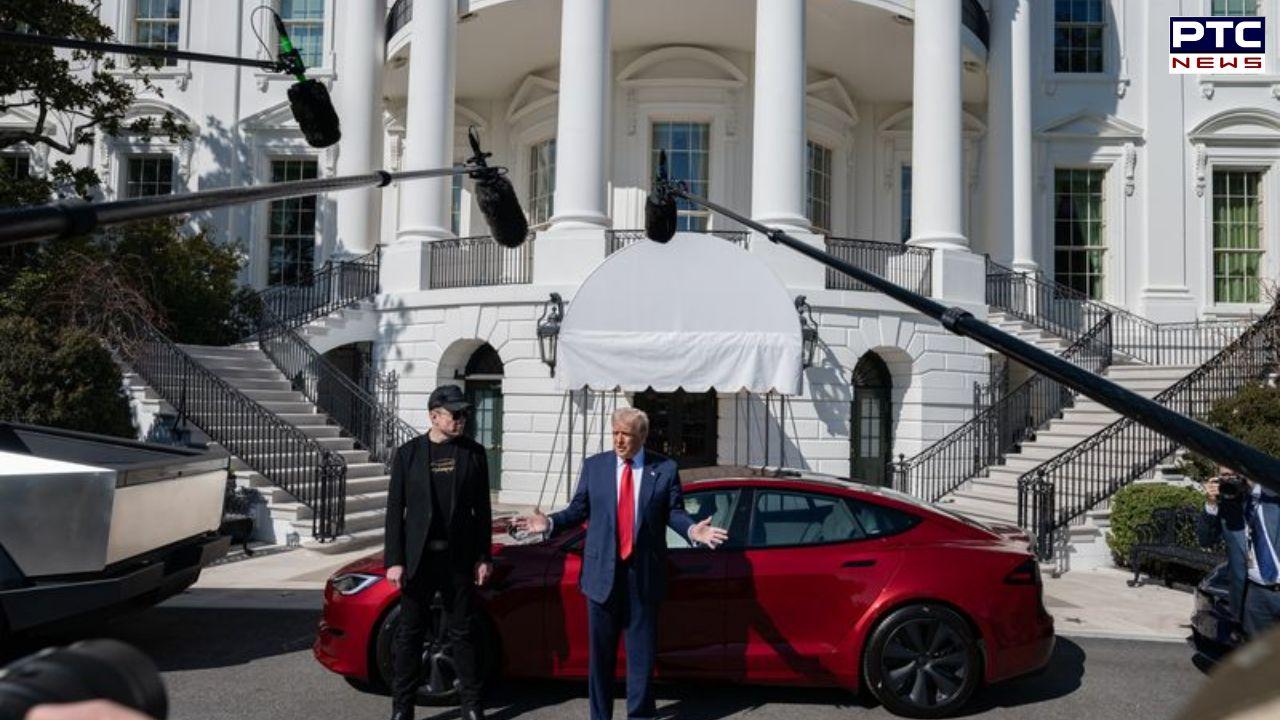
[384,384,494,720]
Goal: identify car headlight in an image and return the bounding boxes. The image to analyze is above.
[331,572,381,596]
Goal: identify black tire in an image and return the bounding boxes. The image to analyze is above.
[370,597,499,706]
[863,604,982,719]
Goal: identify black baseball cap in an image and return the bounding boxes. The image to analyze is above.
[428,385,471,413]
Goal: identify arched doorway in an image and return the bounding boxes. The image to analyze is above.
[851,353,893,486]
[459,344,503,491]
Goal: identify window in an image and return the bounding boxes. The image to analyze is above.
[846,499,918,539]
[651,122,710,231]
[1053,168,1107,299]
[900,165,912,242]
[748,491,864,548]
[1,153,31,180]
[125,156,175,198]
[1054,0,1105,73]
[527,138,556,227]
[451,172,463,236]
[267,158,318,286]
[1212,0,1259,15]
[1213,170,1264,303]
[666,490,739,549]
[134,0,181,67]
[280,0,325,69]
[806,141,833,233]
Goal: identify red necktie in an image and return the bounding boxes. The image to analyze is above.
[618,460,635,561]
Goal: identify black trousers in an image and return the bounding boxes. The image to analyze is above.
[392,550,483,709]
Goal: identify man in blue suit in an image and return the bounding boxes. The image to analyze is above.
[1199,465,1280,639]
[515,407,728,720]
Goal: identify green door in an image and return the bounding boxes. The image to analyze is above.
[851,353,893,486]
[465,380,503,490]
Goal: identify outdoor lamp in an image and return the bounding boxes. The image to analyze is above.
[795,295,819,369]
[537,292,564,376]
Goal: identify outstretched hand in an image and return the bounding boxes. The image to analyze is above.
[513,510,550,534]
[690,517,729,549]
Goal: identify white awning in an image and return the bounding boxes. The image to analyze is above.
[556,233,803,395]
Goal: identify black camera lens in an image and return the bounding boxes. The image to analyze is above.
[1219,474,1245,500]
[0,639,167,720]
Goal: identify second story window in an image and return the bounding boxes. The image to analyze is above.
[806,141,833,234]
[1054,0,1105,73]
[135,0,181,67]
[1054,168,1107,300]
[527,138,556,227]
[451,172,464,236]
[900,165,912,243]
[1,153,31,180]
[280,0,325,69]
[651,122,710,232]
[267,158,318,286]
[1213,170,1264,304]
[125,156,175,198]
[1212,0,1259,15]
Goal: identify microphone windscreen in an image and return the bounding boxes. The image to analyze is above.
[475,172,529,248]
[288,79,342,148]
[644,192,678,243]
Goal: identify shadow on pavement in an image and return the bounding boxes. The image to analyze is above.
[953,636,1087,716]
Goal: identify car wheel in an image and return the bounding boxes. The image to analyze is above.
[863,604,981,719]
[371,596,499,706]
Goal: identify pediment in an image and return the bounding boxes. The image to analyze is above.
[878,107,986,136]
[505,74,558,125]
[617,47,746,89]
[1036,112,1144,140]
[806,77,859,127]
[1190,108,1280,143]
[241,100,298,132]
[0,106,55,133]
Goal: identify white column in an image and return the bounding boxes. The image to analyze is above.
[984,0,1034,271]
[334,0,386,256]
[386,0,455,292]
[549,0,610,229]
[397,0,455,242]
[909,0,967,251]
[749,0,808,231]
[1008,0,1034,272]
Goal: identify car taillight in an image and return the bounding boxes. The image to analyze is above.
[1004,557,1041,586]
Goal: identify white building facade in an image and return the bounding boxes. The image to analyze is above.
[11,0,1280,507]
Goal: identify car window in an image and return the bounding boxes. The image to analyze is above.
[748,490,865,548]
[845,497,918,538]
[667,489,739,550]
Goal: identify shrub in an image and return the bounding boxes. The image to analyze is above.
[0,316,135,438]
[1107,482,1205,567]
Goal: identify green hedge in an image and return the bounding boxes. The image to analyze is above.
[1107,482,1205,567]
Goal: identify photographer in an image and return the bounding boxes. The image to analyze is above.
[1200,465,1280,638]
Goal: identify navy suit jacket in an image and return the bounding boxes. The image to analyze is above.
[549,450,695,605]
[1197,489,1280,622]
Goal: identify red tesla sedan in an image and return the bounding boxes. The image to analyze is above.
[314,473,1054,718]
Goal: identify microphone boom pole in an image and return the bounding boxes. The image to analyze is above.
[648,175,1280,497]
[0,30,281,72]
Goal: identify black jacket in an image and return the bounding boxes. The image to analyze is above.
[383,433,494,579]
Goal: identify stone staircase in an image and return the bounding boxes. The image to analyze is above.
[176,343,391,552]
[987,311,1073,356]
[294,300,378,356]
[937,364,1191,547]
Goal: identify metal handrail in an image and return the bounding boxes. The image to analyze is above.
[255,306,417,471]
[895,311,1114,502]
[241,248,380,341]
[125,320,348,540]
[427,232,535,289]
[825,237,933,296]
[985,258,1252,365]
[1018,306,1280,559]
[605,229,749,255]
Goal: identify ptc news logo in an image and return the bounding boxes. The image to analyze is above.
[1170,16,1267,74]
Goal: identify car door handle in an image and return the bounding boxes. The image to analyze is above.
[841,560,876,569]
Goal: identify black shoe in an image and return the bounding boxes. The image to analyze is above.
[461,705,485,720]
[389,707,414,720]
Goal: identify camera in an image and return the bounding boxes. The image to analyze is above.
[1217,473,1246,502]
[0,639,167,720]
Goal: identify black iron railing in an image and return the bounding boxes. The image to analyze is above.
[825,237,933,296]
[242,249,380,341]
[1018,306,1280,559]
[894,312,1113,502]
[126,321,348,540]
[605,229,749,255]
[385,0,412,43]
[256,307,417,470]
[427,233,535,289]
[986,258,1251,366]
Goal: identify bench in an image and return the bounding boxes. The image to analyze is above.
[1128,506,1224,588]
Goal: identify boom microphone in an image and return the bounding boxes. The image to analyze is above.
[273,13,341,148]
[466,128,529,248]
[0,639,168,719]
[644,150,678,243]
